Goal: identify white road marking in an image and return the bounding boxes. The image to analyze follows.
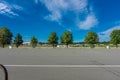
[4,65,120,68]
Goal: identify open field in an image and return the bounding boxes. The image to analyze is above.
[0,48,120,80]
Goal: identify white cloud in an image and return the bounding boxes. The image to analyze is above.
[40,0,68,21]
[40,0,87,21]
[12,4,23,10]
[98,26,120,41]
[39,0,98,30]
[68,0,87,12]
[79,13,98,30]
[45,10,62,21]
[0,2,18,16]
[0,2,23,17]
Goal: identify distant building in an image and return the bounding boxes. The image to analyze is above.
[22,42,30,45]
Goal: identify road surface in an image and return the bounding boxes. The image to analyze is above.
[0,48,120,80]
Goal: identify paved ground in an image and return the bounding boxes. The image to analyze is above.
[0,48,120,80]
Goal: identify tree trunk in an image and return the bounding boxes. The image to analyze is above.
[32,44,36,48]
[90,44,94,48]
[32,45,35,48]
[116,44,118,48]
[52,44,54,48]
[66,44,68,48]
[16,44,19,48]
[2,43,4,48]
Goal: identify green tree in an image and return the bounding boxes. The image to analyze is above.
[14,33,23,48]
[0,27,13,48]
[85,31,99,48]
[48,32,58,48]
[110,29,120,48]
[61,31,73,48]
[30,36,38,48]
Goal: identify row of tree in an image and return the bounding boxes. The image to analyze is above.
[0,27,12,48]
[0,27,38,48]
[0,27,72,48]
[48,30,120,48]
[48,31,73,48]
[0,27,120,48]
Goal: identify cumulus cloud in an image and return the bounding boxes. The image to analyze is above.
[79,13,98,30]
[40,0,68,21]
[0,2,23,17]
[0,3,18,16]
[12,4,23,10]
[39,0,87,20]
[39,0,98,30]
[45,10,62,21]
[68,0,87,12]
[98,25,120,41]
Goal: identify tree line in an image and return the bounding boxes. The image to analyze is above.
[0,27,120,48]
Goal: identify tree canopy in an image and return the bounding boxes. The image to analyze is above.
[110,29,120,47]
[85,31,99,48]
[0,27,13,48]
[48,32,58,48]
[61,31,73,48]
[30,36,38,48]
[14,33,23,48]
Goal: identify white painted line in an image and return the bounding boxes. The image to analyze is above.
[4,65,120,68]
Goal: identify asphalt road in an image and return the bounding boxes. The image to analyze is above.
[0,48,120,80]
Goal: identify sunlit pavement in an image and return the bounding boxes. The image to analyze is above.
[0,48,120,80]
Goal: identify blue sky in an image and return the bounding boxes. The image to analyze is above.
[0,0,120,42]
